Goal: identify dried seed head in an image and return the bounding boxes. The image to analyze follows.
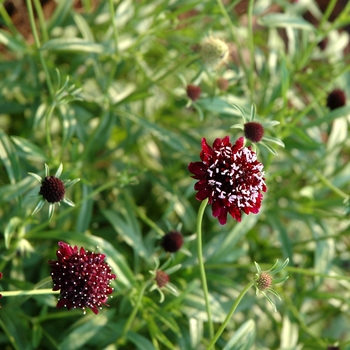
[155,270,170,288]
[39,176,65,203]
[161,231,184,253]
[327,89,346,110]
[200,37,229,68]
[244,122,264,143]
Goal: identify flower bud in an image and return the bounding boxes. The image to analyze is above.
[244,122,264,143]
[200,37,229,69]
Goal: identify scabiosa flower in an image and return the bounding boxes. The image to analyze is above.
[188,136,266,225]
[48,241,116,315]
[29,164,80,221]
[326,89,346,110]
[244,121,264,143]
[149,258,180,303]
[254,259,289,312]
[186,84,201,101]
[200,36,229,69]
[161,231,184,253]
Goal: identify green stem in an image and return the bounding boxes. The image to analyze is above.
[247,0,255,101]
[206,281,254,350]
[196,198,214,341]
[1,289,59,297]
[45,103,55,159]
[216,0,253,101]
[33,0,49,42]
[26,0,54,96]
[121,281,151,338]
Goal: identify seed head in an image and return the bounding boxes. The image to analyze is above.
[244,122,264,143]
[155,270,170,288]
[39,176,65,203]
[186,84,201,101]
[200,37,229,69]
[256,272,273,291]
[161,231,184,253]
[326,89,346,110]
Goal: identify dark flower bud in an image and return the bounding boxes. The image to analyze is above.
[155,270,169,288]
[186,84,201,101]
[161,231,184,253]
[327,89,346,110]
[39,176,65,203]
[327,347,340,350]
[244,122,264,143]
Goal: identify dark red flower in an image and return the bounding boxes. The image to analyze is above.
[244,122,264,143]
[39,176,65,203]
[188,136,266,224]
[48,241,116,314]
[155,270,170,288]
[327,89,346,110]
[161,231,184,253]
[186,84,201,101]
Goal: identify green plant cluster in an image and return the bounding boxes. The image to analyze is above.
[0,0,349,349]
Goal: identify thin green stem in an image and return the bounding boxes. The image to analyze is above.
[247,0,255,101]
[121,281,151,338]
[45,104,55,159]
[196,198,214,341]
[32,0,49,42]
[26,0,54,96]
[108,0,119,55]
[216,0,253,101]
[1,289,59,297]
[313,169,349,200]
[206,281,254,350]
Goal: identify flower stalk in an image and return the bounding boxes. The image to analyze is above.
[196,198,214,341]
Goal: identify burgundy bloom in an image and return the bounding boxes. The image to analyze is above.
[244,122,264,143]
[188,136,266,224]
[161,231,184,253]
[327,89,346,110]
[49,241,116,314]
[256,272,273,291]
[155,270,170,288]
[39,176,65,203]
[186,84,201,101]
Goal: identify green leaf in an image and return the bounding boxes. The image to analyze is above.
[126,331,155,350]
[102,207,150,259]
[223,320,256,350]
[258,13,315,30]
[11,136,48,162]
[4,216,22,249]
[41,38,105,53]
[0,30,26,53]
[0,129,21,184]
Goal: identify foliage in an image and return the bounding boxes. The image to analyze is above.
[0,0,350,349]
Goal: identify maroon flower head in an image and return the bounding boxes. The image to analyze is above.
[327,89,346,110]
[186,84,201,101]
[155,270,170,288]
[188,136,267,224]
[49,241,116,314]
[161,231,184,253]
[244,122,264,143]
[39,176,65,203]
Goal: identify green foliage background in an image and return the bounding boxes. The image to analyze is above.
[0,0,350,349]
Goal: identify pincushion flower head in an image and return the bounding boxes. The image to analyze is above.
[48,241,116,315]
[29,164,80,221]
[161,231,184,253]
[149,258,180,303]
[254,259,289,312]
[200,36,229,69]
[188,136,267,225]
